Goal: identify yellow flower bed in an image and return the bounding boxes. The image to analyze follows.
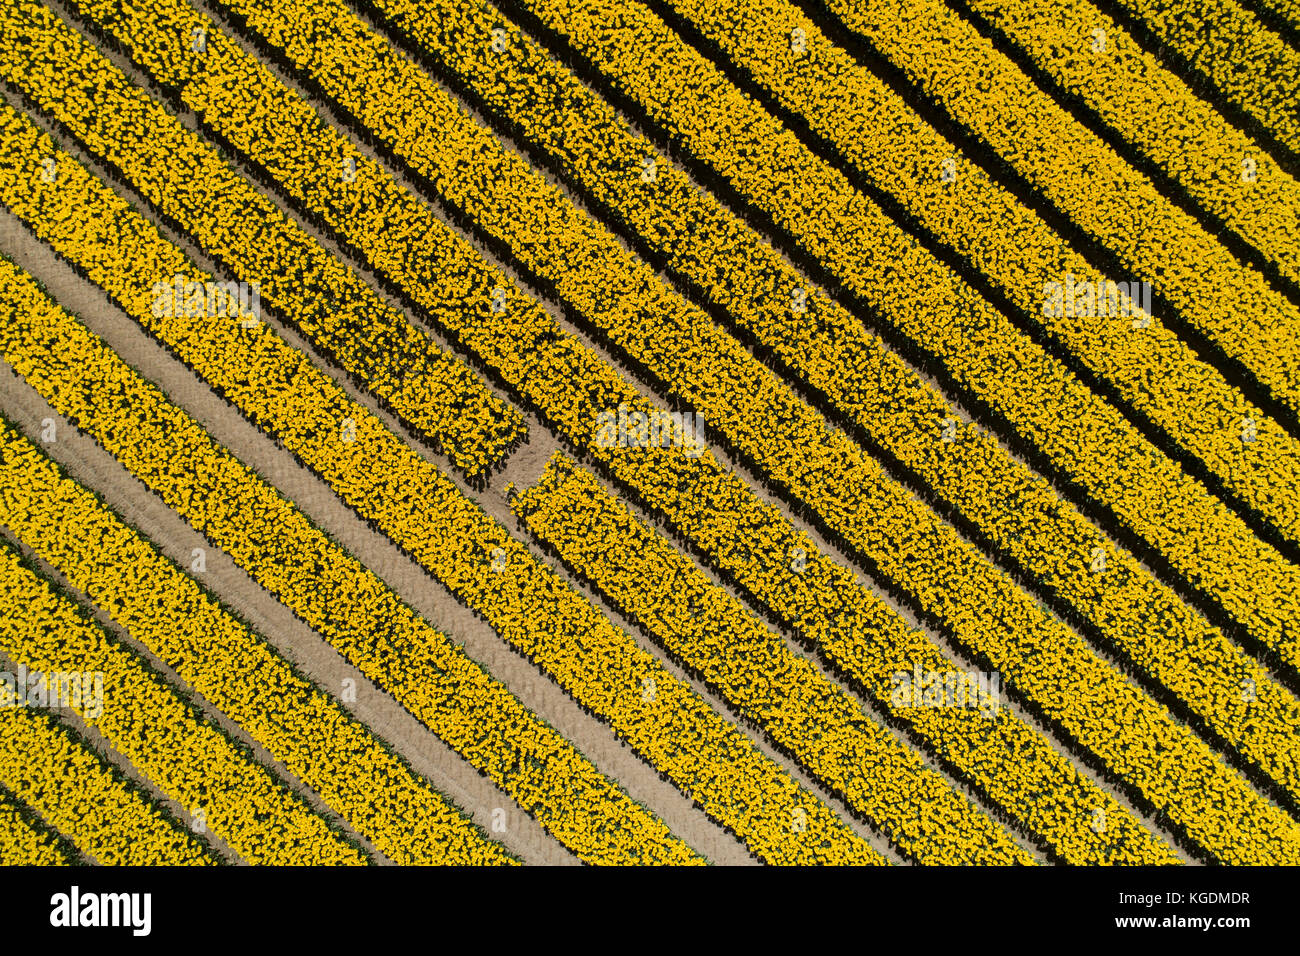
[646,0,1300,413]
[823,0,1300,285]
[476,0,1300,663]
[0,259,695,866]
[1111,0,1300,151]
[516,456,1191,864]
[1255,0,1300,31]
[0,2,523,483]
[0,706,213,866]
[342,0,1300,808]
[0,787,76,865]
[65,0,1300,672]
[965,0,1300,281]
[0,418,514,866]
[514,454,1033,865]
[0,127,869,866]
[0,547,368,865]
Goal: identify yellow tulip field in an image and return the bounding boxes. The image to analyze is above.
[0,0,1295,866]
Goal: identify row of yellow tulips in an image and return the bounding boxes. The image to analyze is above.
[0,784,77,864]
[94,0,1193,863]
[646,0,1300,413]
[489,0,1300,665]
[963,0,1300,276]
[1254,0,1300,32]
[1111,0,1300,152]
[819,0,1300,285]
[1,2,524,483]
